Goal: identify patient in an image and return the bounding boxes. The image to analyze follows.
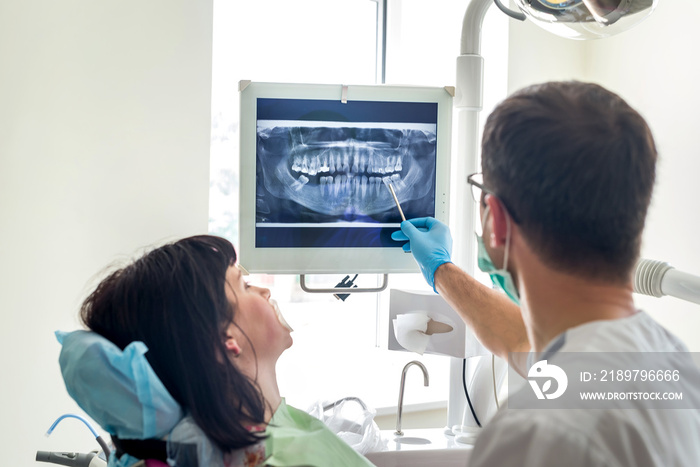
[67,235,374,467]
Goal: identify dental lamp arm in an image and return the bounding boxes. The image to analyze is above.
[492,0,526,21]
[434,263,530,375]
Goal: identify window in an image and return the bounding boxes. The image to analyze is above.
[210,0,507,414]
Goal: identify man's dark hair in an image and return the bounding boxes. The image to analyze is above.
[481,81,657,283]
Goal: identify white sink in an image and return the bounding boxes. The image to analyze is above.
[365,428,473,467]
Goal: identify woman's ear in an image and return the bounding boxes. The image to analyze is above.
[485,195,510,248]
[225,336,242,357]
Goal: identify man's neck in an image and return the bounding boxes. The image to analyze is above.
[514,240,637,353]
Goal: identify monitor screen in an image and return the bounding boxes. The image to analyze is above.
[239,82,452,274]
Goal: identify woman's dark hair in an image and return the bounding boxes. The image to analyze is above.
[481,81,657,283]
[80,235,266,450]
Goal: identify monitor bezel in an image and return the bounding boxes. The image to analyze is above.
[239,81,452,274]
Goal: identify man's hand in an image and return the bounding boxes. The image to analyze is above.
[391,217,452,291]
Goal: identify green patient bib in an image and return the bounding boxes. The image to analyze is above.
[264,399,375,467]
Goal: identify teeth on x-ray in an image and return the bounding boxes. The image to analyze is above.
[291,174,309,191]
[258,125,436,216]
[292,153,404,177]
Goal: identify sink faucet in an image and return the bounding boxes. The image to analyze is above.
[395,360,429,436]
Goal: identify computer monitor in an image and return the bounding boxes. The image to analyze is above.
[239,81,452,274]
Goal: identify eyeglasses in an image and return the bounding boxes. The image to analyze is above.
[467,172,521,224]
[467,172,491,205]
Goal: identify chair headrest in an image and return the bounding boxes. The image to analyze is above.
[56,330,184,440]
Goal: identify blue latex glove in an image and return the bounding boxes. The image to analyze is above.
[391,217,452,291]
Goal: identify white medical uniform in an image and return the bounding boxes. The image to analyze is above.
[470,311,700,467]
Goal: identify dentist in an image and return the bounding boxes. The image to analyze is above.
[392,81,700,466]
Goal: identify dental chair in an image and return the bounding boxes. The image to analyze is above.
[55,330,265,467]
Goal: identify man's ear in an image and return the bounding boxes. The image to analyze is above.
[485,195,509,248]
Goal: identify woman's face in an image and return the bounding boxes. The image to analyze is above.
[224,266,293,362]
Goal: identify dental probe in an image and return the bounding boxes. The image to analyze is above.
[384,180,406,221]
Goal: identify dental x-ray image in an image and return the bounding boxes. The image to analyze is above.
[255,98,438,248]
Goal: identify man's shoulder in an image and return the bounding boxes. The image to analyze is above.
[472,401,700,467]
[480,406,612,439]
[469,409,609,467]
[559,310,688,353]
[470,408,654,467]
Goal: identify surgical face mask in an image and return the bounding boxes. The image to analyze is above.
[476,205,521,305]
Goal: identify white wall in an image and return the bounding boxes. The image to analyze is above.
[507,12,587,91]
[507,1,700,350]
[0,1,213,465]
[586,0,700,350]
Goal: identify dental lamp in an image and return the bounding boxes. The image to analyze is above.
[634,259,700,305]
[507,0,657,39]
[448,0,659,439]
